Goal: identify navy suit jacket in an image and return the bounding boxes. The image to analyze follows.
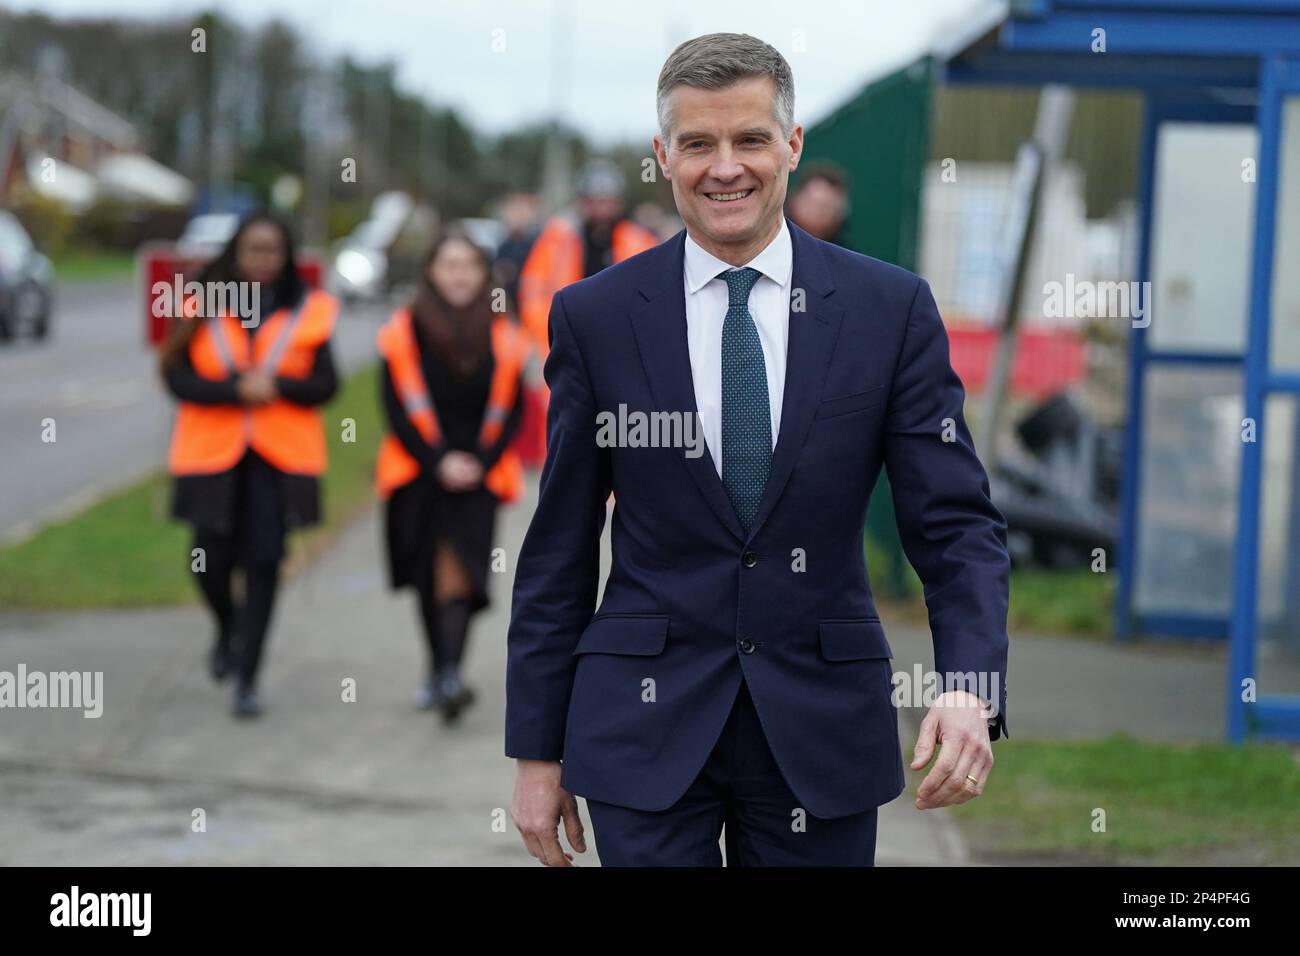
[505,220,1010,819]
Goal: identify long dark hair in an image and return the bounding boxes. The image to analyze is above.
[158,211,306,370]
[409,227,494,379]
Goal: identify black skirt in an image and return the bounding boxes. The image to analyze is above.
[172,451,319,565]
[384,474,499,612]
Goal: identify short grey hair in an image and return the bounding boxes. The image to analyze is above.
[656,33,795,142]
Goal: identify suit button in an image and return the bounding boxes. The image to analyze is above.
[742,551,758,568]
[738,638,756,654]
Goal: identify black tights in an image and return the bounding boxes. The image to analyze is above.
[415,579,473,680]
[193,537,281,688]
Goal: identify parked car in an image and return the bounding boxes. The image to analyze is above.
[0,211,54,341]
[330,221,390,302]
[329,193,438,302]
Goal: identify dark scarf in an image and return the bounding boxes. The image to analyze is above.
[410,288,492,380]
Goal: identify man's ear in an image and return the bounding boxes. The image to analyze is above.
[787,123,805,172]
[651,134,671,179]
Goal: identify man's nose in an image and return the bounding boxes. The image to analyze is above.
[707,148,745,183]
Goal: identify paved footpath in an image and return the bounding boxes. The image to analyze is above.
[0,478,970,866]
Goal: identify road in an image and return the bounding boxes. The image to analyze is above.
[0,278,387,542]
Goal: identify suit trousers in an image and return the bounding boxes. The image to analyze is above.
[585,678,879,866]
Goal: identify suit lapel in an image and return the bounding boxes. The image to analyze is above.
[748,222,843,538]
[627,223,842,544]
[629,232,747,542]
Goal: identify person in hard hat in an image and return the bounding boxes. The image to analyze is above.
[159,212,339,719]
[518,160,659,358]
[515,161,659,464]
[376,228,528,724]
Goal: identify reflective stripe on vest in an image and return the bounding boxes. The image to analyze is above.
[168,291,336,477]
[380,308,443,446]
[480,318,527,447]
[206,300,310,376]
[375,309,526,501]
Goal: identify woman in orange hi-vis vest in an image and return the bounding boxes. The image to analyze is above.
[160,213,338,719]
[377,228,527,724]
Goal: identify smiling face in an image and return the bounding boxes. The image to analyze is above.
[428,236,488,309]
[653,76,802,266]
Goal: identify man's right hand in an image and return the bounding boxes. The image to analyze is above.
[511,759,586,866]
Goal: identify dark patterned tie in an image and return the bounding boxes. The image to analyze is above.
[720,267,771,536]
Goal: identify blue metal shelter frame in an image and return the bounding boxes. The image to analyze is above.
[944,0,1300,741]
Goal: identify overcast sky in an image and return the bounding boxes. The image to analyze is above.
[18,0,1002,144]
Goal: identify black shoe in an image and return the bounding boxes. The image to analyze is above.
[437,674,476,725]
[414,679,441,711]
[208,634,234,683]
[232,682,262,719]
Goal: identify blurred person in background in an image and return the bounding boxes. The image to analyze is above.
[517,159,658,461]
[785,163,850,246]
[632,200,677,242]
[491,192,541,310]
[376,229,529,724]
[160,213,339,719]
[518,159,658,358]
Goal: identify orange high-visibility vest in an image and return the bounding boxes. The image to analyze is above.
[167,290,337,477]
[374,309,529,503]
[518,216,657,356]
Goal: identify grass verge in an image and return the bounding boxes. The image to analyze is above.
[867,535,1114,636]
[1008,566,1114,637]
[0,364,382,610]
[945,734,1300,864]
[50,248,137,282]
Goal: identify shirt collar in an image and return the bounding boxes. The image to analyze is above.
[684,217,792,294]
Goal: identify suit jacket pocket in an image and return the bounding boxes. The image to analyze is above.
[818,619,893,661]
[572,614,670,656]
[814,385,887,421]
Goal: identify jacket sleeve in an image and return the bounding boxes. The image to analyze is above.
[380,360,445,472]
[504,291,612,761]
[883,278,1011,740]
[162,350,241,405]
[276,340,339,407]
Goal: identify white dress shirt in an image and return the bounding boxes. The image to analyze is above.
[683,219,793,478]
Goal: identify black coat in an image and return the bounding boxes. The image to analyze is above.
[380,321,524,602]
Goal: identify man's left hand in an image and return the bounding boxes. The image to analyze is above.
[911,690,994,810]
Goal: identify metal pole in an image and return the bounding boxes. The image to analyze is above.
[1227,55,1285,743]
[1114,94,1161,642]
[977,85,1075,463]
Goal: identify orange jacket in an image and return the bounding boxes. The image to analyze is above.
[167,290,337,477]
[375,309,529,503]
[518,216,657,356]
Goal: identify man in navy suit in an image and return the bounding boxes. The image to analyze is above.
[506,32,1010,866]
